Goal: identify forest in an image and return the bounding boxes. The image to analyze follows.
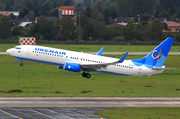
[0,0,180,43]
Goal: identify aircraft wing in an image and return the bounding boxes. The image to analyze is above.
[80,52,128,70]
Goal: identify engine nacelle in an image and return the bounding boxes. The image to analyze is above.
[63,62,81,72]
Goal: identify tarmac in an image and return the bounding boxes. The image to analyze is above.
[0,97,180,119]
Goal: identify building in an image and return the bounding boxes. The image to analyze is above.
[0,11,20,17]
[35,17,57,24]
[18,15,33,27]
[106,23,127,28]
[59,6,77,25]
[161,21,180,32]
[59,6,75,18]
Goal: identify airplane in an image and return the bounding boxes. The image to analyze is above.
[6,37,174,79]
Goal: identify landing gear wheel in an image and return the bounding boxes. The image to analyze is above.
[82,70,91,79]
[82,72,87,77]
[20,63,23,67]
[86,74,91,79]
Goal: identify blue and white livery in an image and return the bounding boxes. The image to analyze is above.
[6,37,174,78]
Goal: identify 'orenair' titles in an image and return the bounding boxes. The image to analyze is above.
[35,48,66,55]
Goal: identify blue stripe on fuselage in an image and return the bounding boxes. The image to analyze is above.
[13,56,64,68]
[13,56,131,76]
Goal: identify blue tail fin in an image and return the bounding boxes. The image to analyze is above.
[131,37,174,68]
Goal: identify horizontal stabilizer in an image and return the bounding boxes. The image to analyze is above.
[152,67,175,70]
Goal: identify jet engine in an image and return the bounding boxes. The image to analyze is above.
[63,62,81,72]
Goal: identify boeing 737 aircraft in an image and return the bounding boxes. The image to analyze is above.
[6,37,174,78]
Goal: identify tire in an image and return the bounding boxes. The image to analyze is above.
[86,74,91,79]
[20,63,23,67]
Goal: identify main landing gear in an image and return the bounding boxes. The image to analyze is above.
[82,71,91,79]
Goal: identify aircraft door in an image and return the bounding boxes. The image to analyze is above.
[138,66,142,74]
[26,48,31,55]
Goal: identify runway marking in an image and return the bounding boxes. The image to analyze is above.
[31,109,57,119]
[0,109,23,119]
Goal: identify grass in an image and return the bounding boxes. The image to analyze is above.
[94,107,180,119]
[0,54,180,97]
[1,44,180,52]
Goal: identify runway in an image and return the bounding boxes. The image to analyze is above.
[0,97,180,119]
[0,97,180,107]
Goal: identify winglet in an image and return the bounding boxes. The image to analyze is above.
[96,47,105,56]
[118,52,128,63]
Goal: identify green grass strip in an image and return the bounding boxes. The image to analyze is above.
[1,44,180,52]
[0,54,180,97]
[94,107,180,119]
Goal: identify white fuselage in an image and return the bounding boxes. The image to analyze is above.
[6,45,164,76]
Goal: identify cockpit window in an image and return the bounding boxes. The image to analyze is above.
[14,47,21,50]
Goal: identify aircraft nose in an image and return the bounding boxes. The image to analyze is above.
[6,49,10,54]
[6,49,13,54]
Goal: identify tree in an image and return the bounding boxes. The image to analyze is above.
[5,0,14,10]
[86,7,92,18]
[79,15,89,28]
[29,11,35,20]
[36,15,48,34]
[11,26,23,36]
[159,0,180,16]
[26,1,34,11]
[151,19,163,40]
[18,8,29,19]
[123,20,142,41]
[158,10,171,20]
[34,8,40,17]
[60,16,76,40]
[63,0,75,6]
[51,8,59,18]
[104,8,110,25]
[83,23,94,40]
[29,23,40,38]
[0,15,11,39]
[162,22,168,31]
[11,2,24,11]
[116,0,156,17]
[42,21,56,40]
[102,27,120,40]
[111,11,118,20]
[42,0,53,16]
[42,0,53,11]
[83,18,105,40]
[91,9,104,22]
[142,19,163,41]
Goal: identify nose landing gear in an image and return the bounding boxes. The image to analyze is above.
[20,62,23,67]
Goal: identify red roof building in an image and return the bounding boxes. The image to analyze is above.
[59,6,75,16]
[161,21,180,32]
[0,12,12,16]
